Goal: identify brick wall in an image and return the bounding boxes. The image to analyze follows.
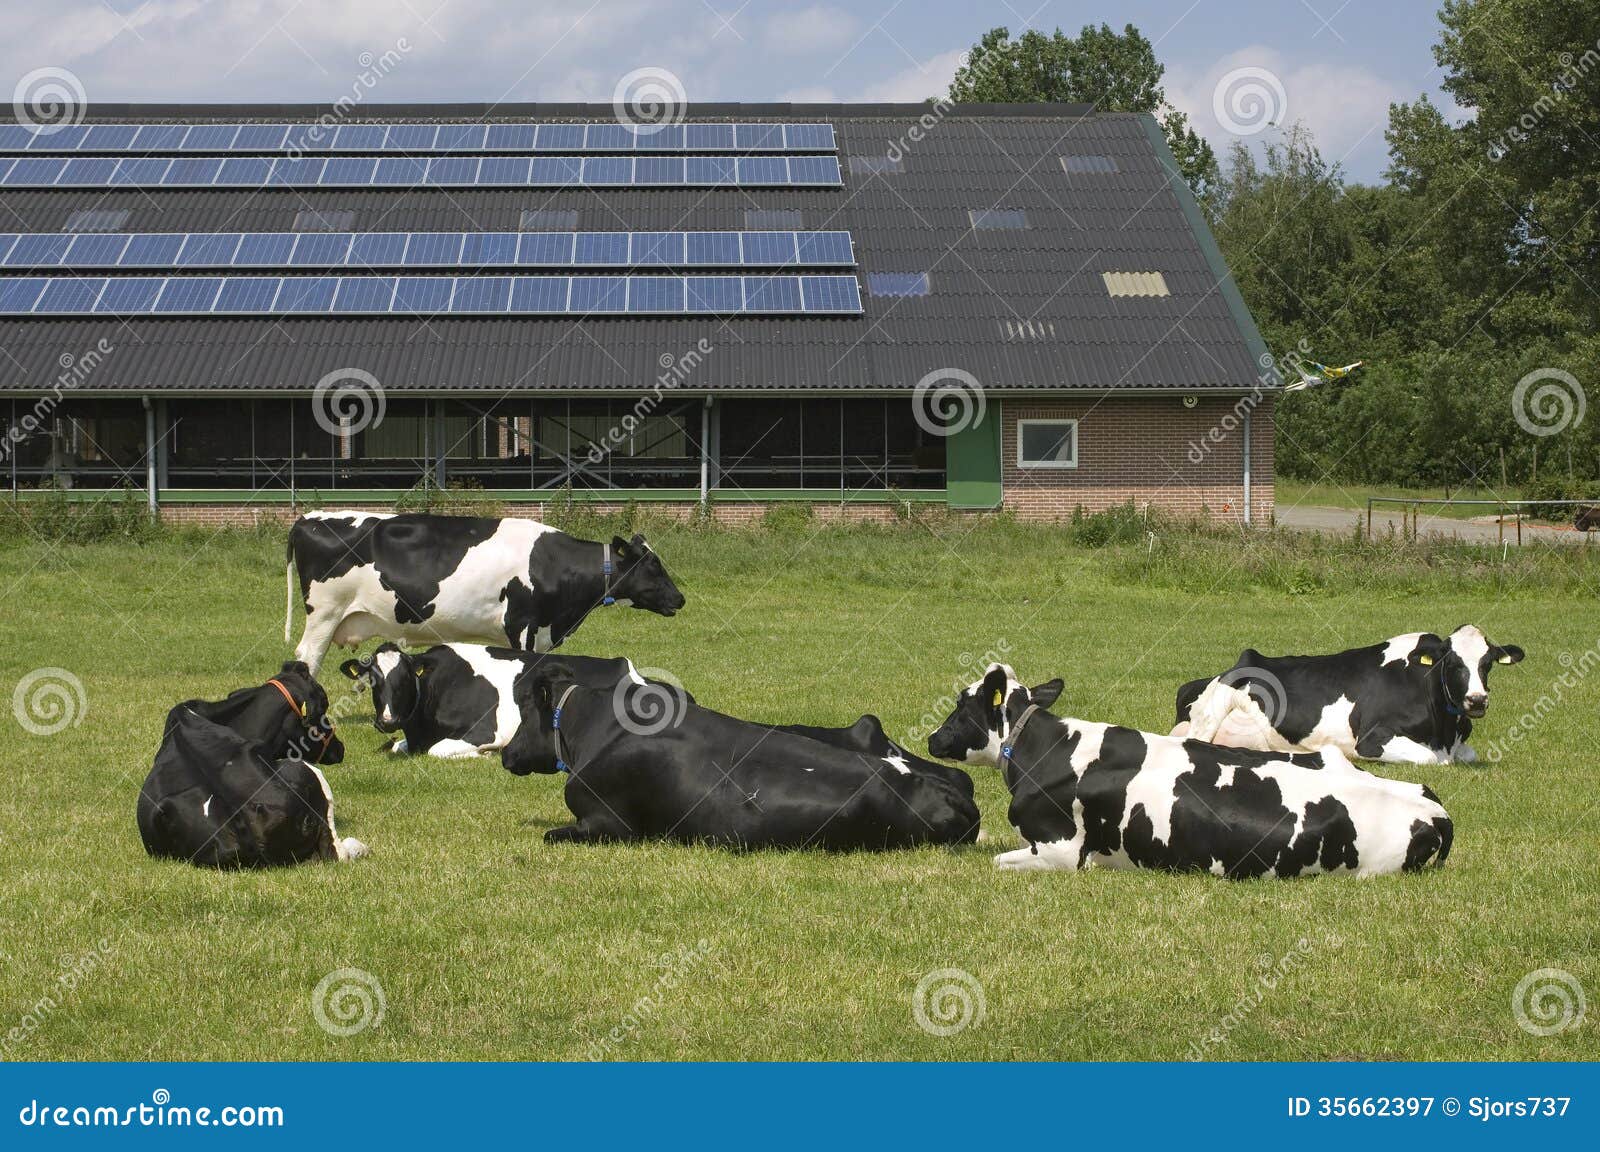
[155,500,912,528]
[999,395,1274,524]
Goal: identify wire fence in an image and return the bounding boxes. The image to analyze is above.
[1365,497,1600,544]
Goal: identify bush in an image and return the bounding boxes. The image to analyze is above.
[0,486,161,544]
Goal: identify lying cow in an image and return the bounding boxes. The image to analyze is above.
[138,709,367,869]
[175,660,345,764]
[339,642,681,759]
[927,663,1452,878]
[286,511,686,674]
[1173,625,1525,764]
[501,661,980,850]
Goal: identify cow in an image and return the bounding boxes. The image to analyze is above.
[926,663,1452,878]
[285,511,686,674]
[500,659,980,850]
[774,715,975,800]
[1172,625,1526,764]
[338,642,683,759]
[138,709,367,869]
[174,661,346,765]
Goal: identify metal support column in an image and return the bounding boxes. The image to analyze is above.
[1242,406,1252,526]
[142,396,157,515]
[700,397,711,500]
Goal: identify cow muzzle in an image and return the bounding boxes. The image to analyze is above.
[1464,694,1488,718]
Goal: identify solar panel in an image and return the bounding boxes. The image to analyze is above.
[685,156,737,185]
[9,157,66,186]
[0,121,840,154]
[635,156,685,184]
[15,230,857,271]
[0,274,864,315]
[789,155,842,184]
[737,157,788,185]
[322,156,377,184]
[216,157,274,185]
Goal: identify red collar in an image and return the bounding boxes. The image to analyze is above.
[267,678,334,758]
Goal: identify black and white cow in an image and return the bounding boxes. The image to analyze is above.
[286,511,686,674]
[175,661,346,765]
[138,709,367,869]
[1172,625,1526,764]
[339,642,676,759]
[927,663,1452,878]
[501,660,980,850]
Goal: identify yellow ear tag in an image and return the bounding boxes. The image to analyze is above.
[416,667,428,678]
[1418,654,1433,666]
[991,689,1003,707]
[299,701,309,717]
[1496,654,1514,664]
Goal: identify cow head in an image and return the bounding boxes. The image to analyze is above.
[927,663,1063,765]
[610,534,686,617]
[501,659,580,776]
[1417,626,1525,719]
[272,661,346,765]
[340,643,422,734]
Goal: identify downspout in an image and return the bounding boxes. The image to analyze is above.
[699,396,711,501]
[142,395,157,516]
[1242,405,1252,527]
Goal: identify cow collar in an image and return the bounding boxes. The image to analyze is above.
[1000,703,1041,773]
[601,542,615,606]
[266,677,334,759]
[551,684,581,773]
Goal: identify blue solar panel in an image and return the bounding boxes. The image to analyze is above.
[742,232,797,265]
[0,277,46,312]
[0,125,35,150]
[216,156,274,185]
[685,156,737,185]
[800,275,862,312]
[333,124,388,151]
[95,277,162,313]
[322,156,376,184]
[737,156,788,185]
[569,276,627,312]
[7,234,71,266]
[121,234,185,266]
[35,278,105,313]
[283,124,334,153]
[685,124,736,151]
[154,277,223,313]
[784,124,835,150]
[509,277,569,311]
[478,156,531,184]
[426,156,479,185]
[164,157,222,185]
[486,124,537,150]
[214,277,280,312]
[350,233,409,267]
[635,156,685,184]
[181,124,239,151]
[518,232,575,265]
[8,157,65,185]
[0,235,16,262]
[291,234,353,266]
[581,156,631,184]
[788,156,842,185]
[435,124,487,151]
[796,231,853,265]
[404,234,464,266]
[59,156,118,185]
[686,232,741,266]
[65,234,131,265]
[277,277,338,312]
[575,233,629,265]
[234,124,289,150]
[268,157,325,186]
[744,275,803,311]
[583,124,633,151]
[634,124,684,151]
[529,156,582,185]
[392,277,454,313]
[685,276,743,312]
[462,233,519,266]
[30,125,91,151]
[736,123,784,151]
[132,125,187,150]
[534,124,585,150]
[111,157,170,185]
[384,124,438,151]
[233,234,296,266]
[631,232,684,265]
[82,124,139,150]
[372,156,427,184]
[178,233,242,266]
[627,277,685,313]
[450,276,512,312]
[332,277,396,312]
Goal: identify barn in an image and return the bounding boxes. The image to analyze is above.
[0,102,1277,525]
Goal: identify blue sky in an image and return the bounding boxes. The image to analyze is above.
[8,1,1456,182]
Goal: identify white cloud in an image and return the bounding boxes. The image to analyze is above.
[762,5,859,55]
[852,47,964,103]
[1167,45,1403,176]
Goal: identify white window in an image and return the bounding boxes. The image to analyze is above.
[1017,419,1077,469]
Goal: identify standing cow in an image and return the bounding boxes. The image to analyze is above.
[928,663,1452,878]
[286,511,685,674]
[1172,625,1525,764]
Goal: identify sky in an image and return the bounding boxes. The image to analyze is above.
[5,1,1459,183]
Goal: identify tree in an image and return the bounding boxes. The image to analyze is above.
[947,24,1219,199]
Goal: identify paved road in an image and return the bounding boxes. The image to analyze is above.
[1276,503,1591,547]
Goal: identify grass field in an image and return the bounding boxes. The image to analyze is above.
[1275,480,1525,519]
[1,513,1596,1061]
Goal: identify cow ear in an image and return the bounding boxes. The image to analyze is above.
[1414,636,1446,668]
[339,659,364,680]
[1029,679,1064,709]
[1496,645,1525,665]
[611,534,631,559]
[981,666,1008,709]
[630,532,648,549]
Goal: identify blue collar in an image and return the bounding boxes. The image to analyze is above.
[601,542,615,606]
[551,684,580,773]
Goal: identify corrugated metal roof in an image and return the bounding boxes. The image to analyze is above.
[0,103,1272,396]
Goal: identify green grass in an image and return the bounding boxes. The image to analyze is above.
[1277,479,1526,519]
[1,520,1595,1061]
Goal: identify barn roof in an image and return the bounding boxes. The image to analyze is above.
[0,102,1274,397]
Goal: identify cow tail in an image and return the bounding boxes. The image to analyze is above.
[1433,815,1453,866]
[285,534,296,643]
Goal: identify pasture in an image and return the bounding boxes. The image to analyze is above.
[1,512,1595,1061]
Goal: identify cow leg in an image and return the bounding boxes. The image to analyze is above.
[1358,728,1446,765]
[425,738,486,760]
[545,821,612,844]
[1451,740,1478,764]
[994,840,1083,872]
[293,613,344,676]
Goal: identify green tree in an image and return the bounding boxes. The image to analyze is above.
[947,24,1219,199]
